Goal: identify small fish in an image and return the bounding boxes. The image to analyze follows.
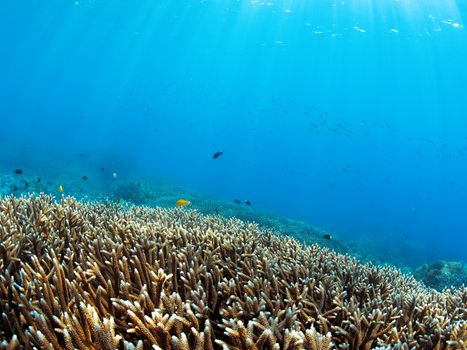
[176,199,191,207]
[37,177,41,183]
[59,185,64,193]
[112,172,118,179]
[213,151,223,159]
[82,175,88,181]
[323,234,332,240]
[78,153,86,158]
[137,182,141,186]
[233,199,242,204]
[244,200,251,206]
[24,181,29,189]
[100,166,104,172]
[13,169,23,175]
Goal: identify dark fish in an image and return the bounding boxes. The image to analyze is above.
[37,177,41,183]
[78,153,86,158]
[233,199,242,204]
[244,200,251,206]
[323,234,331,240]
[137,182,141,186]
[82,175,88,181]
[213,151,223,159]
[100,166,104,172]
[12,185,18,191]
[24,181,29,188]
[13,169,23,175]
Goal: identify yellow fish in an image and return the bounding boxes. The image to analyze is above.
[176,199,191,207]
[59,185,63,193]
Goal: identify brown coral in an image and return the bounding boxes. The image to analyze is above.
[0,194,465,349]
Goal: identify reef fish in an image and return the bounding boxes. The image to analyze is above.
[323,234,331,240]
[233,199,242,204]
[213,151,223,159]
[244,200,251,206]
[13,169,23,174]
[176,199,191,207]
[59,185,64,193]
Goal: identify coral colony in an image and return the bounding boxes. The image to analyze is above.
[0,195,466,349]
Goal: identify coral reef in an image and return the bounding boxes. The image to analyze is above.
[0,195,466,349]
[0,174,409,267]
[0,175,30,197]
[109,180,187,207]
[414,259,467,291]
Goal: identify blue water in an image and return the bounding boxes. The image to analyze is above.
[1,0,466,265]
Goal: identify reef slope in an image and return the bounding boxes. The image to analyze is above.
[0,195,465,349]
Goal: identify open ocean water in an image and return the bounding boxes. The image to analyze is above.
[1,0,467,287]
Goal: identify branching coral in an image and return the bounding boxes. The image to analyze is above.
[0,195,465,349]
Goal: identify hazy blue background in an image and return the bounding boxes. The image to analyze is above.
[1,0,466,265]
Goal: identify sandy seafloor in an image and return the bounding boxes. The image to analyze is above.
[1,171,465,291]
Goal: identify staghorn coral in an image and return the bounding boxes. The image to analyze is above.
[0,195,465,350]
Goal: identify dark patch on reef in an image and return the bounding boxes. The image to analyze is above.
[414,259,467,290]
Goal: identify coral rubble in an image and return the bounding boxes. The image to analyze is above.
[0,195,465,349]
